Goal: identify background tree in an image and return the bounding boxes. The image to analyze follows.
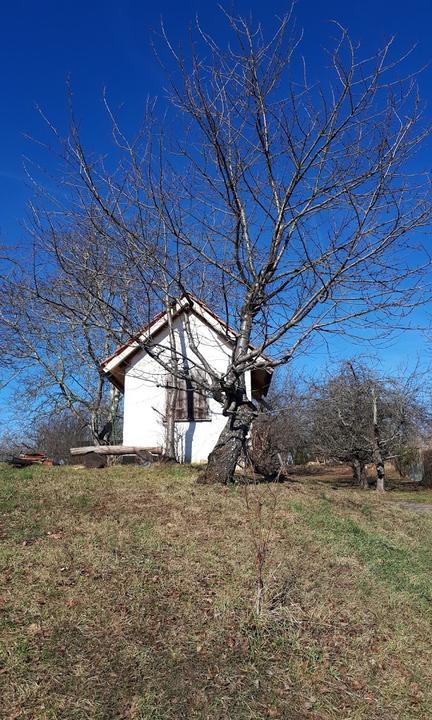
[311,361,428,489]
[250,373,311,478]
[30,409,93,463]
[312,362,373,486]
[0,235,128,442]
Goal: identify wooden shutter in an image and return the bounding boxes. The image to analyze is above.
[168,371,209,421]
[166,374,188,421]
[174,377,188,420]
[192,370,210,421]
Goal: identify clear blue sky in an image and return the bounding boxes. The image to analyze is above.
[2,0,432,244]
[1,0,432,389]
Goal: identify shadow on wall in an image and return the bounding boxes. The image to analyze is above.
[176,326,196,463]
[182,421,196,463]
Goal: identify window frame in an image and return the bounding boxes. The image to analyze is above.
[166,371,211,423]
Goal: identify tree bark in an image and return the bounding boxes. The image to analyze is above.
[351,458,360,484]
[372,387,386,492]
[352,458,368,488]
[360,463,369,489]
[198,402,256,484]
[165,381,178,460]
[375,459,385,492]
[164,294,178,461]
[108,385,121,444]
[90,411,100,445]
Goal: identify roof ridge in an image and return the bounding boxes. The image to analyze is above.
[100,295,237,369]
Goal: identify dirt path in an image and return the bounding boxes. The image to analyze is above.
[397,502,432,514]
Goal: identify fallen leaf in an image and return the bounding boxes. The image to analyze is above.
[28,623,42,635]
[267,708,280,718]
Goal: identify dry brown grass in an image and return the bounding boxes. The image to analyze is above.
[1,462,432,719]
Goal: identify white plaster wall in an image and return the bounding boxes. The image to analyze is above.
[122,312,251,463]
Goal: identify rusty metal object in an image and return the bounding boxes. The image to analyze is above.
[10,452,54,468]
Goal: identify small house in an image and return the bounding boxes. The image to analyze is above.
[101,295,272,463]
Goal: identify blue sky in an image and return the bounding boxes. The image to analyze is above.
[2,0,432,244]
[1,0,432,410]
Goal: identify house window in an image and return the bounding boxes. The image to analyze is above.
[168,371,210,422]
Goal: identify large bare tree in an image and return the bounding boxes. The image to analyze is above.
[13,11,432,481]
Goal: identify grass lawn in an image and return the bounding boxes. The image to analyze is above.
[1,463,432,719]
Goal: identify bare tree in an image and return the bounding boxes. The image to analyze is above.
[31,409,93,463]
[311,361,427,489]
[0,236,127,442]
[312,362,375,486]
[371,385,386,491]
[17,11,432,481]
[249,372,311,478]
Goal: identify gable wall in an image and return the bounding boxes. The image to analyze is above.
[122,311,251,462]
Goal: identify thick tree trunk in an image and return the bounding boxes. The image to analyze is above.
[360,463,369,489]
[374,448,385,492]
[199,294,258,485]
[351,458,361,484]
[90,412,100,445]
[198,402,256,484]
[352,458,368,488]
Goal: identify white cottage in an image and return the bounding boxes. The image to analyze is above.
[101,295,272,463]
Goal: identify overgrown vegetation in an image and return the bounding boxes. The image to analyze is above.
[1,463,432,719]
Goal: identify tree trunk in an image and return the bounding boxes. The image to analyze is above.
[90,411,99,445]
[352,458,368,488]
[165,383,178,460]
[375,458,385,492]
[199,294,258,485]
[372,387,385,492]
[198,402,256,484]
[360,462,369,489]
[108,385,121,444]
[351,458,361,484]
[164,294,178,461]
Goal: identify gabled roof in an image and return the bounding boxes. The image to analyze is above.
[101,294,243,391]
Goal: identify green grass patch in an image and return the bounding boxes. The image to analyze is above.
[292,498,432,606]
